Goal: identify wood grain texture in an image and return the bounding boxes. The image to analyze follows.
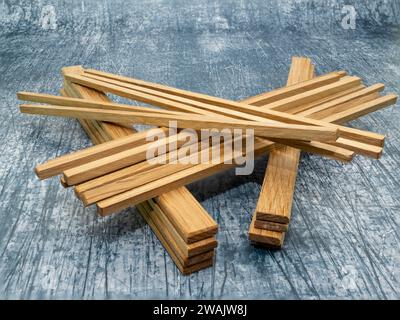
[79,67,386,155]
[61,70,218,274]
[20,103,339,142]
[252,57,314,240]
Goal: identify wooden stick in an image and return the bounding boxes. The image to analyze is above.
[96,138,272,216]
[251,57,314,242]
[62,131,199,186]
[67,70,386,147]
[298,84,384,118]
[136,203,214,274]
[19,103,339,142]
[323,94,398,124]
[84,67,347,106]
[248,214,285,247]
[17,91,185,115]
[61,68,384,161]
[254,220,289,232]
[34,127,167,179]
[80,136,241,205]
[63,73,359,131]
[61,68,218,274]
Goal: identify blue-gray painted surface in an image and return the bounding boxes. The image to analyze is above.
[0,0,399,299]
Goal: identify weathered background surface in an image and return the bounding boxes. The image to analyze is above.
[0,0,399,299]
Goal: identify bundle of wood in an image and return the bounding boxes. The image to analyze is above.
[17,57,397,274]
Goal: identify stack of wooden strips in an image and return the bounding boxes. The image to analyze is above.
[59,69,218,275]
[17,57,397,274]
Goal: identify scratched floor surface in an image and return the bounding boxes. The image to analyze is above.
[0,1,399,299]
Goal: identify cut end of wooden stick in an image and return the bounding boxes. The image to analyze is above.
[61,65,84,76]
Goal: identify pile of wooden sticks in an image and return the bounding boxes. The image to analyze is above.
[17,57,397,274]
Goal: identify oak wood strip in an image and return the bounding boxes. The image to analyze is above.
[79,137,239,205]
[19,104,338,142]
[68,70,385,148]
[137,203,214,273]
[17,91,186,116]
[145,199,217,257]
[96,138,272,215]
[323,94,398,124]
[61,131,198,186]
[253,57,314,230]
[62,67,218,274]
[34,127,167,179]
[64,73,363,139]
[285,84,365,115]
[156,188,218,243]
[85,67,347,106]
[248,214,285,247]
[254,219,289,232]
[298,84,384,118]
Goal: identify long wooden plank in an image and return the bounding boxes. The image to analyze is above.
[19,103,338,142]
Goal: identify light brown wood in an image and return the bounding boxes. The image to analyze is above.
[332,138,383,159]
[80,136,241,205]
[137,203,214,274]
[61,67,218,274]
[65,66,386,158]
[253,57,314,236]
[34,127,167,179]
[17,91,185,115]
[19,103,339,142]
[64,72,365,139]
[298,84,384,118]
[145,199,217,256]
[84,67,347,106]
[248,214,285,247]
[323,94,398,124]
[254,219,289,232]
[62,131,199,186]
[96,138,272,216]
[67,70,386,148]
[156,188,218,243]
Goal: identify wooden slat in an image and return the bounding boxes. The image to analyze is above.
[34,127,167,179]
[96,138,272,216]
[17,91,185,115]
[254,219,289,232]
[136,203,213,274]
[61,131,199,186]
[64,72,370,142]
[84,66,347,106]
[252,57,314,244]
[72,68,387,148]
[19,103,338,142]
[323,94,398,124]
[61,67,218,274]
